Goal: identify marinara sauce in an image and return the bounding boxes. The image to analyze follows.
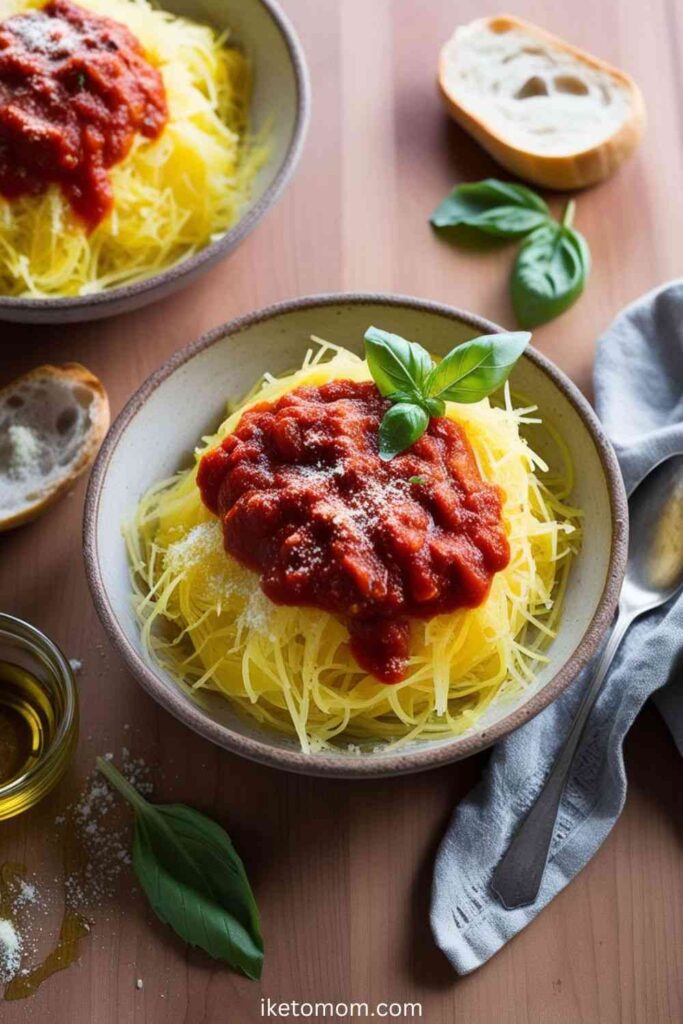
[198,380,510,683]
[0,0,167,231]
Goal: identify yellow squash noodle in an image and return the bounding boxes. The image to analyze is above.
[124,341,582,755]
[0,0,263,297]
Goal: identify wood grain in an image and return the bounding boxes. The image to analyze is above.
[2,0,683,1021]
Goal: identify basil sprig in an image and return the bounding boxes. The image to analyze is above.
[97,757,264,980]
[431,179,550,238]
[364,326,529,460]
[430,179,591,327]
[511,201,591,328]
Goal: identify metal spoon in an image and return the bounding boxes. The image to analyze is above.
[491,452,683,910]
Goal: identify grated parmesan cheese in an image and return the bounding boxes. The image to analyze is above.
[0,918,21,982]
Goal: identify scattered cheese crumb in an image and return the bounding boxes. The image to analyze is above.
[69,658,82,674]
[136,978,144,990]
[62,749,152,909]
[14,880,38,908]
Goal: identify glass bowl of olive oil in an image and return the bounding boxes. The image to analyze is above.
[0,615,78,819]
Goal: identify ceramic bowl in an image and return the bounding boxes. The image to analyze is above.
[84,294,628,778]
[0,0,309,324]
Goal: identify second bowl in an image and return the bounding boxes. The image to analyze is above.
[0,0,309,324]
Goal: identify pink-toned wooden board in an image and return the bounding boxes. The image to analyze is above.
[2,1,682,1020]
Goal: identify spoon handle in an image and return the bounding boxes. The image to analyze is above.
[490,608,635,910]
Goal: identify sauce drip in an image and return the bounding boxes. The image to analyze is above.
[198,380,510,682]
[0,0,167,230]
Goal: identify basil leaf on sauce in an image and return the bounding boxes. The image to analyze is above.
[365,326,530,459]
[364,326,433,396]
[424,396,446,418]
[511,203,591,328]
[430,179,550,238]
[379,402,429,461]
[97,757,263,980]
[424,332,531,404]
[386,388,423,405]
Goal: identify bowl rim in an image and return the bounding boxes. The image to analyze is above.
[83,292,629,778]
[0,0,311,314]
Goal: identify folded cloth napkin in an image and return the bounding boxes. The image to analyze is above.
[431,280,683,974]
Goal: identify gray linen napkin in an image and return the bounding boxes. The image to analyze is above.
[431,280,683,974]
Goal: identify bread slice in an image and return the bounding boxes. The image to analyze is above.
[438,15,645,190]
[0,364,109,532]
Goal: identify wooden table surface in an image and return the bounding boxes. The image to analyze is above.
[2,0,683,1021]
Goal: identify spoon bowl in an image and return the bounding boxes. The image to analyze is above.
[624,453,683,613]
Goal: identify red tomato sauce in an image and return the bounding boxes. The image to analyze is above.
[0,0,167,231]
[198,380,510,683]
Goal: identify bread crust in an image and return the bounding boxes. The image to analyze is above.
[0,363,110,532]
[438,14,646,190]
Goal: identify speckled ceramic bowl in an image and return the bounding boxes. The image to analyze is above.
[0,0,309,324]
[83,294,628,778]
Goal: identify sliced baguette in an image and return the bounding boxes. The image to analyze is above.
[438,15,645,190]
[0,363,110,532]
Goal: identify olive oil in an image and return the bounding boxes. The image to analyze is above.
[0,661,57,788]
[4,908,90,1001]
[0,630,77,821]
[0,862,90,1002]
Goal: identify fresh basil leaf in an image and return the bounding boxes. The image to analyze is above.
[387,391,443,418]
[387,388,422,406]
[511,202,591,328]
[430,179,550,238]
[378,403,429,460]
[97,758,264,980]
[424,396,446,418]
[425,332,530,404]
[364,326,433,397]
[408,475,427,485]
[365,323,532,458]
[133,809,263,979]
